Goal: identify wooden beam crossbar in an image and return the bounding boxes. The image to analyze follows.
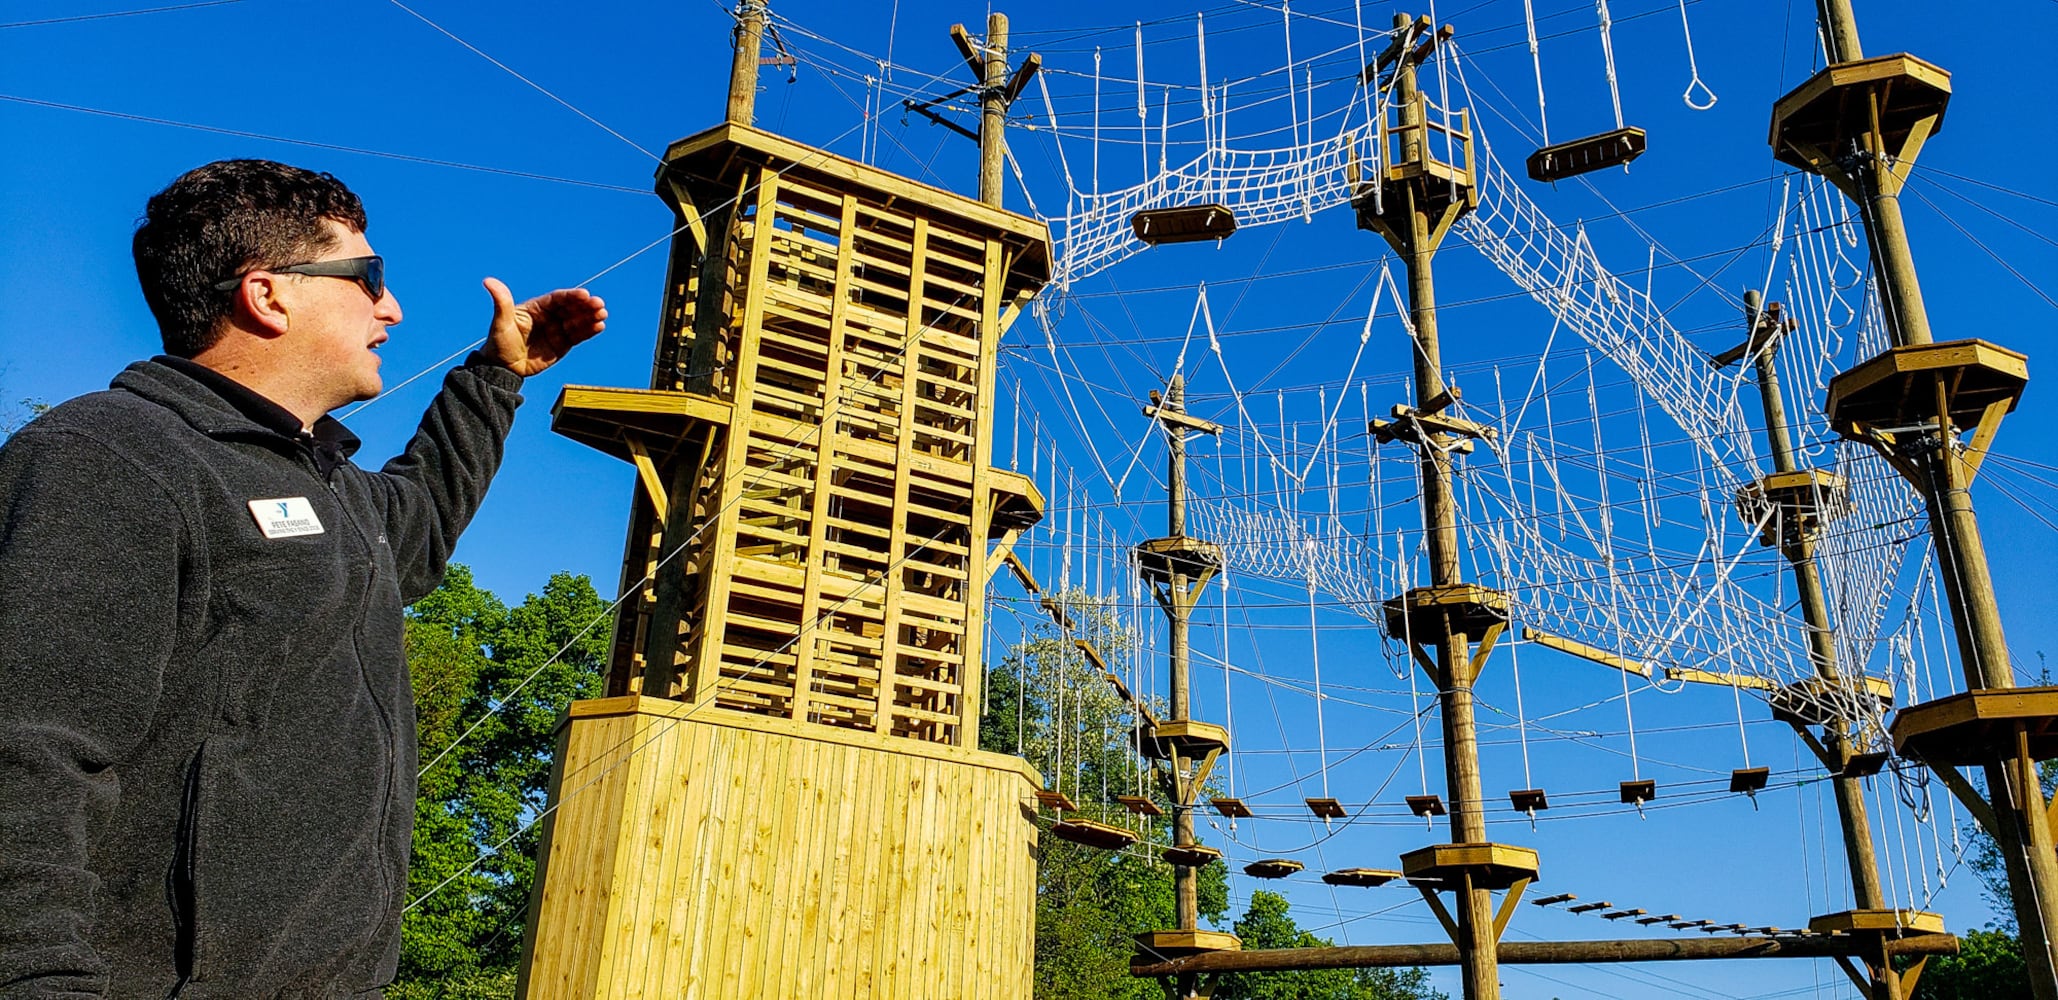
[1131,935,1960,977]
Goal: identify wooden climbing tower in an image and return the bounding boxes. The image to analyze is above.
[517,6,1053,998]
[1772,3,2057,997]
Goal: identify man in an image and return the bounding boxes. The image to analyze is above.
[0,159,606,998]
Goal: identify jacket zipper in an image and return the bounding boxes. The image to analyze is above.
[169,742,205,995]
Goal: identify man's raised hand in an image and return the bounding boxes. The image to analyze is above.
[482,277,608,377]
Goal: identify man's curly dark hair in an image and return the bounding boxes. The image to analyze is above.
[132,160,369,357]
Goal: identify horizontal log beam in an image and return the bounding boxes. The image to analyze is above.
[1130,935,1959,977]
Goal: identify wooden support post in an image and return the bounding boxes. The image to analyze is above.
[1139,375,1228,1000]
[1165,376,1198,933]
[1794,3,2056,992]
[1372,16,1500,1000]
[978,13,1008,208]
[726,0,767,126]
[1736,292,1895,990]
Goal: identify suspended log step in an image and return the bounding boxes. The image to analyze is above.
[1729,767,1771,793]
[1050,818,1138,851]
[1117,794,1163,817]
[1603,908,1647,921]
[1405,794,1447,818]
[1306,797,1347,819]
[1568,901,1612,914]
[1211,797,1254,819]
[1533,893,1577,907]
[1244,858,1305,880]
[1130,204,1238,245]
[1322,867,1402,888]
[1525,126,1647,182]
[1509,788,1550,813]
[1163,844,1225,868]
[1619,780,1656,805]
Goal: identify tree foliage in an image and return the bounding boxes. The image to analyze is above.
[1912,758,2051,998]
[985,590,1225,998]
[1217,891,1447,1000]
[1913,929,2028,1000]
[392,565,609,999]
[984,592,1437,1000]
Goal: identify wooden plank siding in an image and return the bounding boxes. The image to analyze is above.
[519,697,1039,999]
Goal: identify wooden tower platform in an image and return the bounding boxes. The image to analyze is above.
[517,118,1052,999]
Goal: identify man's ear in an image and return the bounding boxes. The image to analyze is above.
[233,272,292,338]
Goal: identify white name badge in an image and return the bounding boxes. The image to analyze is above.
[248,496,326,539]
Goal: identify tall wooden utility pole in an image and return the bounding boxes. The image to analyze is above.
[1771,5,2057,998]
[1713,292,1942,1000]
[725,0,766,125]
[1133,376,1236,997]
[977,13,1008,206]
[1356,15,1526,1000]
[925,13,1039,210]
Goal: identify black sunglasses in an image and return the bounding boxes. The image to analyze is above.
[214,255,385,301]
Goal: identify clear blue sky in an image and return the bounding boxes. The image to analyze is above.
[5,2,2055,997]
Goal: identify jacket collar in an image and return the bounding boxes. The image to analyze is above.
[112,357,362,459]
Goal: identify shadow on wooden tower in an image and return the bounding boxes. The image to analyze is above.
[516,6,1052,997]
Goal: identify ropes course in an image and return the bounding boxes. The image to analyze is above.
[15,0,2058,996]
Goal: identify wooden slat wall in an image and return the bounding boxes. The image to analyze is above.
[518,697,1039,1000]
[601,154,1017,748]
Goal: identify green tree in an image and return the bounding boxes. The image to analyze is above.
[984,589,1229,999]
[392,565,610,999]
[1912,756,2051,999]
[1914,929,2028,1000]
[1217,891,1445,1000]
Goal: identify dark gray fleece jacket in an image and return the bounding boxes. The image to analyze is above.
[0,357,523,998]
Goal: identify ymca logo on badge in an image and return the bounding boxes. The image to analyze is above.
[248,496,325,539]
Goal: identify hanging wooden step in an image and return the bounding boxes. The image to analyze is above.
[1305,797,1347,819]
[1841,751,1890,778]
[1405,794,1447,818]
[1525,126,1647,182]
[1244,858,1304,880]
[1322,867,1402,888]
[1050,818,1137,851]
[1509,788,1550,813]
[1729,767,1771,793]
[1619,779,1656,805]
[1116,794,1163,817]
[1210,797,1253,819]
[1130,204,1238,245]
[1163,844,1224,868]
[1035,790,1079,813]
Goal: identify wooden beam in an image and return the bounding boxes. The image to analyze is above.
[1524,627,1651,678]
[1664,667,1777,691]
[1415,884,1460,943]
[1493,878,1530,943]
[948,23,984,81]
[1928,761,2001,839]
[624,437,668,520]
[1130,934,1961,977]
